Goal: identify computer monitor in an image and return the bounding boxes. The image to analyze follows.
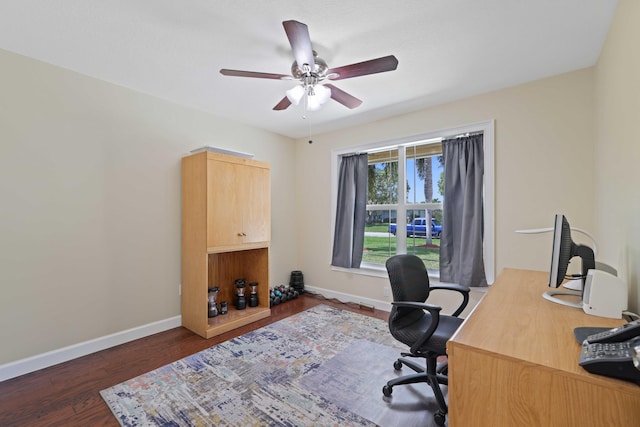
[545,214,595,308]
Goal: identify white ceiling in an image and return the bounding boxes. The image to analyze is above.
[0,0,618,139]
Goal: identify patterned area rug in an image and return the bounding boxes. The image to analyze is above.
[101,305,441,426]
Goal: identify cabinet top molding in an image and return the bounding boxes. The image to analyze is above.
[189,145,254,159]
[185,150,270,170]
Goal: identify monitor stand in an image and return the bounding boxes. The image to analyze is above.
[542,290,582,309]
[563,278,583,291]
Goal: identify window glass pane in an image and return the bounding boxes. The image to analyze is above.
[406,144,444,204]
[406,208,424,235]
[368,149,398,205]
[405,208,443,272]
[363,209,396,265]
[431,209,443,237]
[407,240,440,272]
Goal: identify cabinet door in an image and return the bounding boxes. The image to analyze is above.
[206,159,270,249]
[207,159,244,248]
[242,164,270,244]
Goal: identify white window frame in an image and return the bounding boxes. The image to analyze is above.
[330,120,495,284]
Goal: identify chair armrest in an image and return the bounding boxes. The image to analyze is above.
[391,301,442,354]
[429,283,470,293]
[429,284,471,317]
[391,301,442,313]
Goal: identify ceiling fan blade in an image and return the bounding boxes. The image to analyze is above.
[273,97,292,111]
[282,20,315,70]
[328,55,399,80]
[220,69,291,80]
[325,84,362,109]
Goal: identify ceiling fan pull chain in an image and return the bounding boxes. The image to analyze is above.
[302,88,308,120]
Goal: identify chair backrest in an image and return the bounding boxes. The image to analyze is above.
[386,254,431,303]
[386,254,432,329]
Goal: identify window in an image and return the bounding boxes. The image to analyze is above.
[331,121,495,283]
[364,141,443,271]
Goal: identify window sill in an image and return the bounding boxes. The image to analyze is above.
[331,264,388,279]
[331,264,443,283]
[330,265,491,293]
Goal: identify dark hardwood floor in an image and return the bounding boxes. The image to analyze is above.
[0,294,389,427]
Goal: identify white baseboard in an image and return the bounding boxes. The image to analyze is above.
[0,315,182,382]
[304,285,392,312]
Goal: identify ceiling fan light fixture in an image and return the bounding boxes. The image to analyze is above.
[313,84,331,104]
[309,84,331,111]
[306,94,322,111]
[287,83,331,111]
[286,85,305,105]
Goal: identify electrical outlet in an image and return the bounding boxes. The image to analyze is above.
[383,286,390,297]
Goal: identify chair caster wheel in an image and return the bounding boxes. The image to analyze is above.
[393,360,403,370]
[434,411,446,426]
[382,384,393,397]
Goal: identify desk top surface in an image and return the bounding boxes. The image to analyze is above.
[449,268,631,386]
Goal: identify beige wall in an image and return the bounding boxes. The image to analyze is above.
[0,49,297,364]
[594,0,640,314]
[295,68,596,305]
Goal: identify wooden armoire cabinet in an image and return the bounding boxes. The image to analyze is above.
[181,150,271,338]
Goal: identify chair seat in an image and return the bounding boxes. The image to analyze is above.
[391,313,463,355]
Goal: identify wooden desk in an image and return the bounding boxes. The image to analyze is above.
[447,268,640,426]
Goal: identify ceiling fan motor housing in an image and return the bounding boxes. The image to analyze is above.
[291,51,328,80]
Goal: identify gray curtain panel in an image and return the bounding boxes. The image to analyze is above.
[440,135,487,287]
[331,153,368,268]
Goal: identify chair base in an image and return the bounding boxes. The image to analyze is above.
[382,356,449,426]
[396,354,448,376]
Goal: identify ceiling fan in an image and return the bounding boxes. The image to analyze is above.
[220,20,399,111]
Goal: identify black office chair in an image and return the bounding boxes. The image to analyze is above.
[383,254,470,426]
